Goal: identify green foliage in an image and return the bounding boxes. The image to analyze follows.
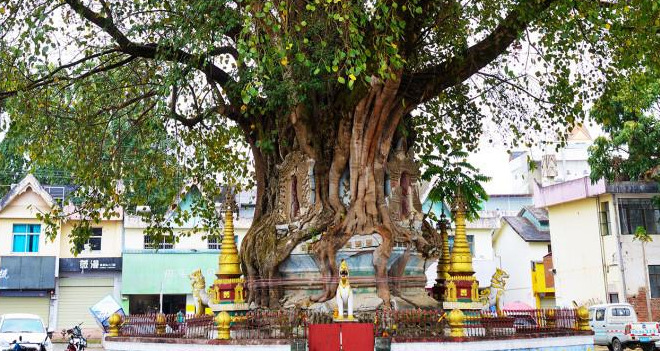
[634,226,653,243]
[0,0,659,246]
[588,74,660,184]
[416,96,489,220]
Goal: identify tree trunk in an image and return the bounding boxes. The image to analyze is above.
[240,75,439,308]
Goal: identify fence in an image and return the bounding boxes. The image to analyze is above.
[116,308,589,342]
[373,308,585,340]
[121,314,215,338]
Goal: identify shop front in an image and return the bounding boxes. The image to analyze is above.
[121,251,218,315]
[0,256,56,324]
[57,257,122,332]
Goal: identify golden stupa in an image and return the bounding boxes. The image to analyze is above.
[443,191,482,310]
[210,194,247,310]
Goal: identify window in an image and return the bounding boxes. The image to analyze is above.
[618,199,660,235]
[208,235,237,249]
[208,237,220,250]
[88,228,102,251]
[600,202,611,236]
[649,265,660,298]
[612,307,630,316]
[12,224,40,253]
[144,236,174,249]
[609,293,620,303]
[595,309,605,321]
[448,235,475,257]
[77,228,102,252]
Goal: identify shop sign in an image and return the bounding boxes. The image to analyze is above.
[59,257,122,272]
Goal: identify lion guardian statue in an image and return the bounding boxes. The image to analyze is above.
[335,259,354,321]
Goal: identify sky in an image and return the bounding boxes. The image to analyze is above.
[469,121,604,195]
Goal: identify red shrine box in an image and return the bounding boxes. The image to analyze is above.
[309,323,374,351]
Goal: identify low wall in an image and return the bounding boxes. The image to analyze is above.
[104,335,593,351]
[392,335,593,351]
[103,337,290,351]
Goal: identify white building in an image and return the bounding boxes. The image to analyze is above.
[534,177,660,320]
[493,207,554,308]
[511,126,593,195]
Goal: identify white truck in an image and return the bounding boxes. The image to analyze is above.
[589,303,660,351]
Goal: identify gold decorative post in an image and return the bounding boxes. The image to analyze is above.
[155,313,167,335]
[107,312,122,337]
[448,309,465,338]
[577,305,591,331]
[215,311,231,340]
[545,309,556,328]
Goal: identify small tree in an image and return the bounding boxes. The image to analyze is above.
[634,226,654,321]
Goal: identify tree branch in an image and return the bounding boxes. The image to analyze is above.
[399,0,555,104]
[169,85,226,128]
[477,72,551,104]
[64,0,235,91]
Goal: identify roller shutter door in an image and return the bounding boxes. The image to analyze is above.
[0,297,50,322]
[57,278,114,331]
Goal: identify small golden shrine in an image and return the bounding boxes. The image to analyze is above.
[209,195,249,313]
[432,212,451,301]
[442,192,484,310]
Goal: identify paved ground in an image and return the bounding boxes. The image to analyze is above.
[48,341,631,351]
[53,342,104,351]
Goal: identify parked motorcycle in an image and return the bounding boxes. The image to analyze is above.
[63,323,87,351]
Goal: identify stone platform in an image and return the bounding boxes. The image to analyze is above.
[103,335,594,351]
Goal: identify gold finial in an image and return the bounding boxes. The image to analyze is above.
[448,309,465,338]
[449,191,474,275]
[217,192,242,278]
[107,312,122,337]
[215,311,231,340]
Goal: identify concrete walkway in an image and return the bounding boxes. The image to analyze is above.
[54,343,104,350]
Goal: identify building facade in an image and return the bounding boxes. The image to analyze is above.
[0,175,60,327]
[121,185,254,315]
[510,126,593,194]
[534,177,660,320]
[0,175,256,336]
[0,175,124,337]
[493,207,554,308]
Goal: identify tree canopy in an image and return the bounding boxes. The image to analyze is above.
[2,0,660,306]
[589,73,660,185]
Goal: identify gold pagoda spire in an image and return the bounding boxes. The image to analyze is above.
[449,191,474,275]
[437,212,451,281]
[217,195,242,278]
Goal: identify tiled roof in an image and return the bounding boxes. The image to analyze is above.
[522,206,548,222]
[502,216,550,242]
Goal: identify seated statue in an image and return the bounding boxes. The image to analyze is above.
[335,259,354,321]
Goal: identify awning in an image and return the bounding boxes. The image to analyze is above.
[0,256,56,290]
[122,252,219,295]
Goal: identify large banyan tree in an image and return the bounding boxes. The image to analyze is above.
[0,0,657,307]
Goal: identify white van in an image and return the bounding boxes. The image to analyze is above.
[589,303,660,351]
